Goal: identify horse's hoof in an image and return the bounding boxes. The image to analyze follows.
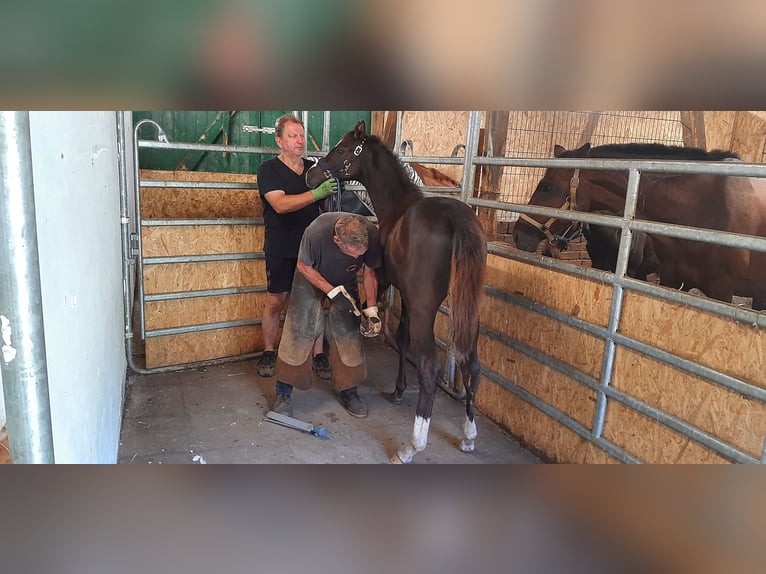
[460,439,475,453]
[388,392,403,405]
[390,453,405,464]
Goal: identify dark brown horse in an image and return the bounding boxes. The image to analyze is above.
[582,210,660,281]
[306,120,487,464]
[514,143,766,309]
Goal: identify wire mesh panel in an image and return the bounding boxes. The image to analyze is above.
[497,111,686,220]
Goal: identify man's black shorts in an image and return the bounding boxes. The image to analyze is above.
[265,254,298,294]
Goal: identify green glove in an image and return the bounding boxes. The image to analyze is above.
[311,178,339,202]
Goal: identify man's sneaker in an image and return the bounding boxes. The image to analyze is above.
[273,393,293,417]
[312,353,332,380]
[257,350,277,377]
[339,389,368,418]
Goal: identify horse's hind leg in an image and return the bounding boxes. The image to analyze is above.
[459,345,481,453]
[390,304,410,405]
[392,349,440,464]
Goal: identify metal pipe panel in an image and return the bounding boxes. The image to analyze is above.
[0,112,55,463]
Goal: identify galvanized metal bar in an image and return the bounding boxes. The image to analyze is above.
[630,219,766,253]
[479,367,640,464]
[116,112,133,346]
[133,120,169,339]
[473,197,766,254]
[399,155,467,166]
[143,253,263,265]
[603,386,758,464]
[144,285,266,302]
[460,111,483,204]
[141,218,262,227]
[145,318,262,338]
[484,285,766,402]
[593,168,642,437]
[472,155,766,177]
[478,320,758,464]
[322,111,331,151]
[139,180,259,190]
[0,111,55,463]
[139,140,279,155]
[487,242,766,330]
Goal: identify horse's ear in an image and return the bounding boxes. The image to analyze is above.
[553,144,566,157]
[354,120,367,139]
[575,143,591,157]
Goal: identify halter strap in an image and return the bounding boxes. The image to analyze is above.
[519,168,580,257]
[319,138,367,179]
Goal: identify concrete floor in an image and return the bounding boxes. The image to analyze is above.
[118,337,540,464]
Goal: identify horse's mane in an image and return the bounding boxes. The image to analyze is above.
[364,133,424,197]
[589,143,740,161]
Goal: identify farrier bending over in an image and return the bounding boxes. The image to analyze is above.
[272,213,383,418]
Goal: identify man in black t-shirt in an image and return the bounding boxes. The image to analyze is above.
[272,213,383,419]
[256,114,337,379]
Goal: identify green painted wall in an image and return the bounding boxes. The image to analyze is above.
[133,111,371,173]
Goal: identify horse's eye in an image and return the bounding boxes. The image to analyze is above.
[335,148,345,155]
[539,183,553,193]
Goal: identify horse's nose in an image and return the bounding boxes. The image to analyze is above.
[512,227,535,252]
[305,164,322,188]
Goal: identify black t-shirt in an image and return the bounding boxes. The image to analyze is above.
[257,157,321,257]
[298,213,383,288]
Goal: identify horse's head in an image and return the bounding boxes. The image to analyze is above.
[306,120,368,189]
[513,143,590,254]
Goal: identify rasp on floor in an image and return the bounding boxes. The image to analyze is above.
[265,411,329,439]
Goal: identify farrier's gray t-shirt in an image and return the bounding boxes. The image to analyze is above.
[298,212,382,288]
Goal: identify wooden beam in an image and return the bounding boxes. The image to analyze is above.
[370,111,386,138]
[680,111,707,148]
[381,111,400,151]
[578,111,602,147]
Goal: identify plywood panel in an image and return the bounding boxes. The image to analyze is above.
[140,169,261,219]
[485,251,612,327]
[620,291,766,389]
[612,347,766,459]
[400,111,468,183]
[142,225,263,257]
[145,325,265,369]
[480,335,596,429]
[143,260,264,294]
[477,380,616,463]
[481,292,604,379]
[602,401,730,464]
[145,292,267,331]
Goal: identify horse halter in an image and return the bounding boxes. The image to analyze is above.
[317,138,366,179]
[519,169,580,258]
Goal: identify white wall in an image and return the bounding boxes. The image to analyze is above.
[29,111,127,463]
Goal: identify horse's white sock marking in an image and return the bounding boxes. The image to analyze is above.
[412,416,431,451]
[463,417,477,440]
[460,416,477,452]
[394,416,431,464]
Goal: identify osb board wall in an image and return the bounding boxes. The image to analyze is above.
[145,326,264,369]
[400,112,469,183]
[139,169,267,368]
[704,111,766,162]
[145,293,266,331]
[143,257,266,367]
[610,290,766,462]
[140,169,262,219]
[143,260,263,294]
[142,225,264,257]
[474,253,763,463]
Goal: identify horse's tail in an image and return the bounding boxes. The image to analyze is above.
[449,216,487,363]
